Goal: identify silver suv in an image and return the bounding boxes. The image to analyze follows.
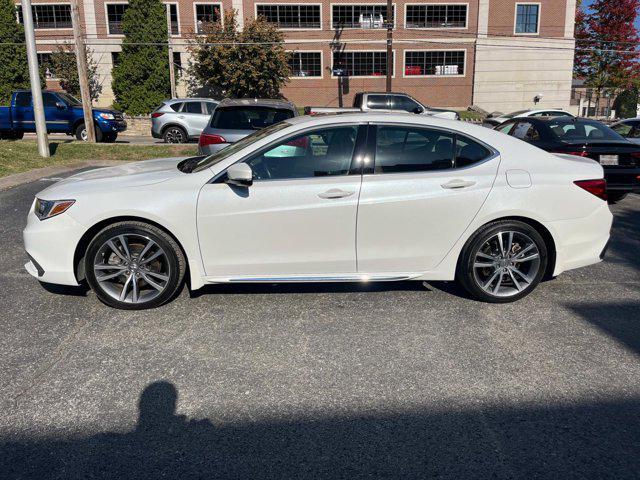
[198,98,297,154]
[151,98,219,143]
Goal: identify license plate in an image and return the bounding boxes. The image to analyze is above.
[600,154,618,165]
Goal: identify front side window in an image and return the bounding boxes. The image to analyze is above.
[406,4,467,29]
[333,51,392,77]
[332,5,393,29]
[106,4,127,34]
[497,122,515,134]
[515,4,539,34]
[42,92,59,108]
[244,126,358,180]
[611,123,633,137]
[375,126,455,173]
[392,96,420,112]
[210,106,295,130]
[256,4,321,29]
[288,52,322,77]
[195,4,222,33]
[511,122,537,141]
[17,4,72,29]
[404,50,465,76]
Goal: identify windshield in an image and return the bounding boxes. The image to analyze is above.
[548,121,625,142]
[57,92,82,106]
[502,110,530,119]
[184,121,292,173]
[210,106,294,130]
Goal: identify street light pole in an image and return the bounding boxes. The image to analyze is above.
[20,0,49,157]
[385,0,393,92]
[70,0,96,142]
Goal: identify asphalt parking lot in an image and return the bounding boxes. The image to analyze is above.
[1,172,639,479]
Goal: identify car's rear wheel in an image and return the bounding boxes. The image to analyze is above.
[84,222,186,309]
[163,126,187,143]
[457,220,548,303]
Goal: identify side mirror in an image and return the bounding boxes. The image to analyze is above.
[226,163,253,187]
[55,101,66,109]
[413,106,424,114]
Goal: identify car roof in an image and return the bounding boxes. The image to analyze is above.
[216,98,296,109]
[287,111,463,129]
[163,97,218,103]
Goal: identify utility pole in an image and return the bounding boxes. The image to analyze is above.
[70,0,95,142]
[20,0,49,157]
[166,5,177,98]
[385,0,393,92]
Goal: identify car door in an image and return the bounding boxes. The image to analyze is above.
[180,101,209,137]
[356,124,499,273]
[13,92,34,131]
[197,123,367,278]
[42,92,72,133]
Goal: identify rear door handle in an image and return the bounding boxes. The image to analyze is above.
[318,188,355,199]
[441,179,476,189]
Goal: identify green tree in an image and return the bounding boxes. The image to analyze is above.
[0,0,30,104]
[613,88,639,119]
[51,43,102,102]
[111,0,170,114]
[188,10,291,99]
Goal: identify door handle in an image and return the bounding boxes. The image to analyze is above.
[441,179,476,189]
[177,115,185,119]
[318,188,355,199]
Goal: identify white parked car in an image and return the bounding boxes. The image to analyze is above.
[483,109,574,128]
[24,113,612,309]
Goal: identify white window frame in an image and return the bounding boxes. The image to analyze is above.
[404,3,469,30]
[329,3,397,30]
[331,49,395,79]
[16,3,73,31]
[193,2,224,34]
[514,2,541,36]
[164,2,180,36]
[402,49,467,78]
[105,1,128,37]
[254,3,323,31]
[287,50,324,79]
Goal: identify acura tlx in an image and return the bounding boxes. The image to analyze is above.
[23,113,612,309]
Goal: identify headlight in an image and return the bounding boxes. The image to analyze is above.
[99,113,115,120]
[34,198,75,220]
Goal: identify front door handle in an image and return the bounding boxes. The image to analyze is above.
[318,188,355,199]
[441,179,476,189]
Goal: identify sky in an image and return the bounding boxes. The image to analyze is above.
[582,0,640,29]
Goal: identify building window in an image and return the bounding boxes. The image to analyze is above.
[515,4,539,34]
[106,4,127,35]
[333,51,392,77]
[405,4,467,29]
[165,4,179,34]
[17,4,72,29]
[172,51,182,76]
[256,4,321,29]
[288,52,321,77]
[195,3,222,33]
[404,50,465,76]
[111,52,120,67]
[331,5,393,29]
[37,53,55,78]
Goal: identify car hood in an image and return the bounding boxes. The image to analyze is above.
[37,157,188,199]
[92,108,121,116]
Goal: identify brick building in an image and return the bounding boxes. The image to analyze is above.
[22,0,577,112]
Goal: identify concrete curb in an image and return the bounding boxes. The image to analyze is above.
[0,161,129,191]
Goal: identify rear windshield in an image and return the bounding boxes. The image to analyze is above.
[502,110,530,119]
[210,106,294,130]
[548,121,625,141]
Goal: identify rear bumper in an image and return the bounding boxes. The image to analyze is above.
[604,168,640,193]
[198,143,229,155]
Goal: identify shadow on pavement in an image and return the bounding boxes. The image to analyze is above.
[1,380,639,479]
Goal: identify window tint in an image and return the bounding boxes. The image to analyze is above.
[182,101,203,114]
[366,95,391,109]
[612,123,633,136]
[548,122,623,141]
[392,96,420,112]
[375,126,455,173]
[42,93,58,108]
[497,122,514,134]
[244,126,358,180]
[211,106,294,130]
[169,102,183,112]
[511,122,539,141]
[455,135,492,168]
[631,126,640,139]
[15,92,31,107]
[205,102,217,114]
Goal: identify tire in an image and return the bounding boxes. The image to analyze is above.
[607,192,627,205]
[457,220,548,303]
[75,123,104,142]
[84,221,186,310]
[163,126,187,144]
[103,133,118,143]
[11,131,24,140]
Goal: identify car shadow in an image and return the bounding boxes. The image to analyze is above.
[38,281,90,297]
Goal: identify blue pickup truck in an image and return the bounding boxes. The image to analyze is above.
[0,90,127,142]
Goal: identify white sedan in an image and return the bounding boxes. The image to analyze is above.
[24,113,612,309]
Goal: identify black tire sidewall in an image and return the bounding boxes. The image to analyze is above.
[458,221,548,303]
[85,224,183,309]
[75,124,104,142]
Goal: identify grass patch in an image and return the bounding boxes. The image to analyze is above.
[0,140,197,177]
[458,110,484,121]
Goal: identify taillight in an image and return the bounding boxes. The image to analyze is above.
[574,179,607,201]
[199,133,226,147]
[151,112,164,118]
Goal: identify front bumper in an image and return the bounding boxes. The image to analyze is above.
[98,119,128,134]
[23,201,85,286]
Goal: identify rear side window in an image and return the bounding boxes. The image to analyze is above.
[611,123,633,136]
[205,102,217,114]
[455,135,492,168]
[210,106,294,130]
[15,92,31,107]
[366,95,391,110]
[182,101,203,114]
[169,102,183,112]
[548,122,623,141]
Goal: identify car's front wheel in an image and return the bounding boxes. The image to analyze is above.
[84,221,186,309]
[457,220,548,303]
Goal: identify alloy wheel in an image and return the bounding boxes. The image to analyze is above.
[93,233,171,304]
[472,230,541,297]
[165,127,185,143]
